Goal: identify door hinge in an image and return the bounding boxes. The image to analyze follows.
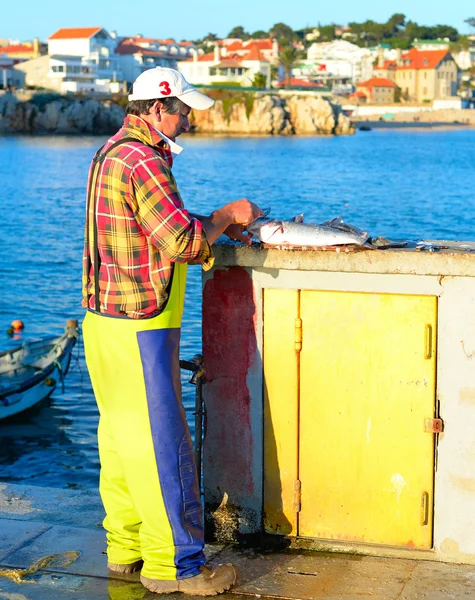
[424,418,444,433]
[293,479,301,513]
[295,318,302,352]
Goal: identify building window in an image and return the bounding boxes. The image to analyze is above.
[423,87,427,95]
[210,67,217,76]
[424,72,427,79]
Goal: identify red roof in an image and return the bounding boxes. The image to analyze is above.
[247,39,273,50]
[0,44,35,53]
[49,27,103,40]
[376,49,449,72]
[226,39,273,52]
[121,37,192,47]
[398,48,448,70]
[242,45,265,61]
[115,42,164,56]
[184,46,268,63]
[357,77,398,89]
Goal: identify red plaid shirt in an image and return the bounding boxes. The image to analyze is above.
[82,115,213,318]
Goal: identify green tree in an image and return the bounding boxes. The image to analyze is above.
[278,44,304,87]
[387,13,406,32]
[464,17,475,29]
[318,25,335,41]
[270,22,296,43]
[431,24,459,41]
[252,72,267,88]
[227,26,249,39]
[251,30,269,39]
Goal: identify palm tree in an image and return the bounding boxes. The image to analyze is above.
[278,44,304,87]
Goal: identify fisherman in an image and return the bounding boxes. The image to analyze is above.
[82,67,262,595]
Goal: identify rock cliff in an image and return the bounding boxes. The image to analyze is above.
[0,92,354,136]
[0,94,124,135]
[191,94,354,135]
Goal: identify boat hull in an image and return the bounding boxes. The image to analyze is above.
[0,326,77,420]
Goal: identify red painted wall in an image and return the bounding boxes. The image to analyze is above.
[202,267,258,500]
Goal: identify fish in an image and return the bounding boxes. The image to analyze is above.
[247,214,369,247]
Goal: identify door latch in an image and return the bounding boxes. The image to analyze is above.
[424,418,443,433]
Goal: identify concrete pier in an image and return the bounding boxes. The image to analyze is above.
[1,482,475,599]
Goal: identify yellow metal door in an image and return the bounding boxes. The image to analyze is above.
[263,289,299,535]
[299,291,437,548]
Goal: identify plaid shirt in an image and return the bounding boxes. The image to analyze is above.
[82,115,213,318]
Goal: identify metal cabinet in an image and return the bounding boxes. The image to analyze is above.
[264,288,438,549]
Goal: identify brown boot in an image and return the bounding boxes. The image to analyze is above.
[108,559,143,574]
[140,564,238,596]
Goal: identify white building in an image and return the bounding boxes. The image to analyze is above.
[115,37,198,84]
[0,55,24,89]
[45,27,123,92]
[306,40,374,85]
[178,42,271,87]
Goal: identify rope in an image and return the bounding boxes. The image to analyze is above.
[53,359,65,393]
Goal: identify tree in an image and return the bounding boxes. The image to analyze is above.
[464,17,475,30]
[251,30,269,39]
[227,26,248,39]
[388,13,406,31]
[318,25,335,41]
[431,24,459,41]
[278,44,304,87]
[270,22,295,43]
[252,72,267,88]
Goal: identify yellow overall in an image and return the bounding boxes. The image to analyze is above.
[83,263,205,580]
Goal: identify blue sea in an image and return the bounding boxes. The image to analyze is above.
[0,129,474,489]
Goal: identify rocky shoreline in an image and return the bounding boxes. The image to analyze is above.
[0,92,354,136]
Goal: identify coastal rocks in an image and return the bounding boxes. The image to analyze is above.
[0,94,124,134]
[0,91,354,136]
[286,96,354,135]
[190,95,293,135]
[191,94,354,136]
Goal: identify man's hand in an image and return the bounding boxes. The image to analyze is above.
[223,224,253,245]
[200,199,263,245]
[221,199,263,227]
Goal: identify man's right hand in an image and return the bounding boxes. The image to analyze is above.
[221,199,263,227]
[201,199,264,245]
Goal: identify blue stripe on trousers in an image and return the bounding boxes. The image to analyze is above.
[137,328,205,579]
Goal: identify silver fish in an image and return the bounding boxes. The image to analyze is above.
[247,215,369,247]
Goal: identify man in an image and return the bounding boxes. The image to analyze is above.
[82,67,262,595]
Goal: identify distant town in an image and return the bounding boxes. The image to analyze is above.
[1,14,475,109]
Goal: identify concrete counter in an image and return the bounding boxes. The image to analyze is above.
[202,241,475,566]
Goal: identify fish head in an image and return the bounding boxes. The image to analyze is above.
[259,220,286,243]
[247,218,285,243]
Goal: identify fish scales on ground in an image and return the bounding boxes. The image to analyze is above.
[247,214,370,247]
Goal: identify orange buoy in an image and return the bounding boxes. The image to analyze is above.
[11,319,25,332]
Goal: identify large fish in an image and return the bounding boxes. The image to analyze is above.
[247,214,369,247]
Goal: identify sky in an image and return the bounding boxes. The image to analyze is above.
[3,0,474,42]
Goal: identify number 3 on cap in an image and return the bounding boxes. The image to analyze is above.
[159,81,171,96]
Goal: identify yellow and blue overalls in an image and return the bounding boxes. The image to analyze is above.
[83,139,205,581]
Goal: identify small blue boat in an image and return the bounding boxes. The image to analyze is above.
[0,320,78,420]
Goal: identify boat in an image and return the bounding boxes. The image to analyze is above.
[0,320,79,420]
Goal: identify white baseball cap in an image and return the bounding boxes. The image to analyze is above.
[128,67,214,110]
